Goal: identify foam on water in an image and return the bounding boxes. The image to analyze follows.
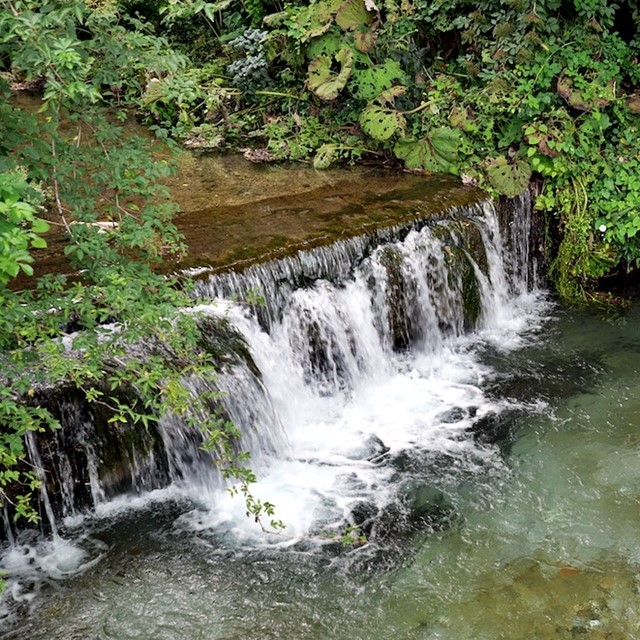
[0,535,103,630]
[1,194,551,626]
[169,200,549,542]
[179,300,546,543]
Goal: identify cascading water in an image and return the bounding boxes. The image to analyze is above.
[182,196,546,541]
[1,191,557,636]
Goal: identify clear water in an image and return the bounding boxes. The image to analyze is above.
[3,303,640,640]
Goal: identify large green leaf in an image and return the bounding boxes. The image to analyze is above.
[307,32,345,58]
[394,128,462,172]
[336,0,372,30]
[359,105,405,141]
[485,156,532,197]
[293,1,335,40]
[349,59,406,102]
[430,127,462,164]
[308,47,353,100]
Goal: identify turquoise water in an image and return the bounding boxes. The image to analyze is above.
[5,303,640,639]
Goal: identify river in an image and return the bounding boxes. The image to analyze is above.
[1,175,639,639]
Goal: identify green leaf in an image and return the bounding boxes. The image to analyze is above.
[313,144,337,169]
[359,105,405,141]
[307,32,345,58]
[485,156,532,197]
[19,263,34,276]
[307,47,353,100]
[430,127,462,164]
[394,128,462,173]
[349,59,407,102]
[31,218,50,234]
[293,2,336,40]
[336,0,372,30]
[30,236,47,249]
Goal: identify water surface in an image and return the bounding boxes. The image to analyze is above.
[4,303,640,640]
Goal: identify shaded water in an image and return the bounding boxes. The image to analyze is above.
[3,194,640,638]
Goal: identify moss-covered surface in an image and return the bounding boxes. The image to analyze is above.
[171,155,485,274]
[21,153,486,282]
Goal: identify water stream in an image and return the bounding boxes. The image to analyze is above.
[2,194,640,639]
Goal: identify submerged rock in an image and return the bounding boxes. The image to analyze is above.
[345,434,390,463]
[349,500,379,538]
[470,410,518,451]
[371,483,456,542]
[436,406,477,424]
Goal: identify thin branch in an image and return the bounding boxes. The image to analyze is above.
[4,0,19,17]
[49,138,72,234]
[400,100,436,116]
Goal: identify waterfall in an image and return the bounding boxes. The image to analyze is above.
[7,192,544,542]
[177,194,545,540]
[24,433,59,539]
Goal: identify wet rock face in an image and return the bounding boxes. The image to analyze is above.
[436,406,477,425]
[361,217,492,353]
[33,385,172,522]
[349,500,379,538]
[376,245,416,351]
[446,246,482,332]
[196,316,261,377]
[345,434,390,463]
[12,316,255,534]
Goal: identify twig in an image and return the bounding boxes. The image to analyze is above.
[49,138,72,234]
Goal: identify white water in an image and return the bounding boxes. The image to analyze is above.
[178,199,549,541]
[1,196,552,631]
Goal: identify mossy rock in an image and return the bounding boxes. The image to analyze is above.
[197,315,260,377]
[378,245,415,351]
[446,245,482,331]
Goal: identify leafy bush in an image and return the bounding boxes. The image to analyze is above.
[0,0,281,538]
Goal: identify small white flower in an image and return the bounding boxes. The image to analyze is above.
[598,224,607,233]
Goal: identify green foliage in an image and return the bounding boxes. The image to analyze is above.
[282,0,337,42]
[263,115,330,160]
[226,29,271,95]
[359,104,405,141]
[307,47,353,100]
[317,523,367,545]
[0,171,49,285]
[0,0,281,545]
[138,0,640,300]
[338,523,367,545]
